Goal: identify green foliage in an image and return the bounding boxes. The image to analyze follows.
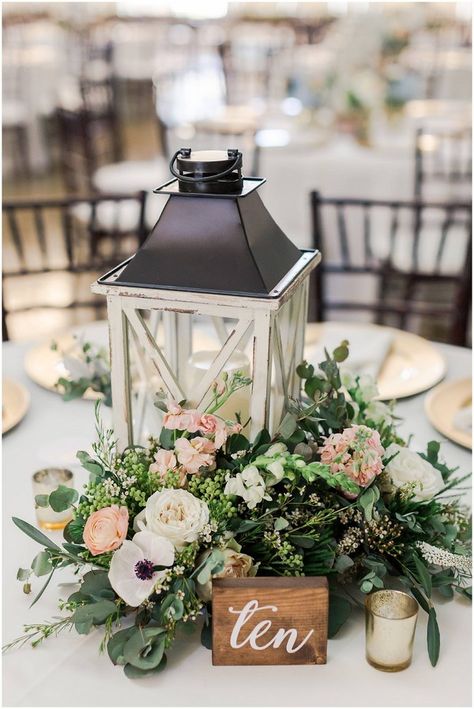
[328,593,352,637]
[427,608,440,666]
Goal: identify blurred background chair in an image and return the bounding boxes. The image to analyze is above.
[2,192,147,341]
[310,192,472,346]
[414,124,472,202]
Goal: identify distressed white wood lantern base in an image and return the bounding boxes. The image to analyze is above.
[91,250,320,450]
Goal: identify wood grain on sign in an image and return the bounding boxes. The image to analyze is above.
[212,577,328,666]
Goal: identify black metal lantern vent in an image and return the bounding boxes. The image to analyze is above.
[100,148,317,298]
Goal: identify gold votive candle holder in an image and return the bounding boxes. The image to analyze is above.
[32,468,74,530]
[365,590,418,672]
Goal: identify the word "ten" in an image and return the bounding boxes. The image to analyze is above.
[228,600,314,653]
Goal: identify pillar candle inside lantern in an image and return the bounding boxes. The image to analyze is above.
[187,350,251,424]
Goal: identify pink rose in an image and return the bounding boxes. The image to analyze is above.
[175,436,216,475]
[149,448,187,487]
[149,449,177,476]
[163,402,201,432]
[83,505,128,556]
[198,414,228,449]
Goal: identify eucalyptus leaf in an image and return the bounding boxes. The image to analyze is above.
[410,587,430,614]
[358,486,380,522]
[427,608,440,666]
[48,485,79,513]
[334,555,354,573]
[123,655,167,679]
[123,628,166,670]
[413,553,432,597]
[31,551,53,577]
[12,517,61,551]
[76,451,104,480]
[73,599,117,633]
[34,494,50,508]
[16,568,31,582]
[274,517,289,531]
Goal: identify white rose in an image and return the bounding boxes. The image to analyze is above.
[384,444,444,501]
[134,489,209,550]
[196,548,257,601]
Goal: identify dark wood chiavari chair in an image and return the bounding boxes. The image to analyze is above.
[56,75,123,194]
[2,192,147,341]
[310,192,472,346]
[414,125,472,202]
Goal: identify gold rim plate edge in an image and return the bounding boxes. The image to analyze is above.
[2,378,30,434]
[424,378,472,450]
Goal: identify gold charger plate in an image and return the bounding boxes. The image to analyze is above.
[425,378,472,449]
[24,331,104,400]
[304,323,446,400]
[2,378,30,434]
[24,321,219,399]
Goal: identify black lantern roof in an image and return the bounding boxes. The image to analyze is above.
[101,149,316,298]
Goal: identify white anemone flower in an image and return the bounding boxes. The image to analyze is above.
[108,531,174,607]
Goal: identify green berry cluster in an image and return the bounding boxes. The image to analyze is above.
[187,469,236,523]
[174,543,199,573]
[77,482,120,517]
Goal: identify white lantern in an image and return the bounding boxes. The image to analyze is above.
[92,149,320,449]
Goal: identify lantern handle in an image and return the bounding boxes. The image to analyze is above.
[169,149,242,183]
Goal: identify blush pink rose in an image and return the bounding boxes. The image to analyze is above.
[175,436,216,475]
[163,402,201,432]
[83,505,129,556]
[198,414,228,449]
[149,449,187,487]
[149,449,177,476]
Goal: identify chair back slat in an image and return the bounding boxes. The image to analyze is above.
[2,192,147,341]
[415,125,472,201]
[336,204,350,268]
[32,205,48,270]
[362,204,372,264]
[435,205,454,272]
[310,192,472,346]
[5,206,26,271]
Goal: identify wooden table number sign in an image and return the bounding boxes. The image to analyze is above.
[212,577,328,666]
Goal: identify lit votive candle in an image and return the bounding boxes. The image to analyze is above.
[187,350,250,424]
[32,468,74,531]
[365,590,419,672]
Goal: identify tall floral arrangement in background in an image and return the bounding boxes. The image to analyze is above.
[5,343,471,678]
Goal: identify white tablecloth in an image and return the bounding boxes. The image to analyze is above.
[2,334,471,707]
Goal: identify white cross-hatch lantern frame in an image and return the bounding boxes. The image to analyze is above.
[91,250,320,451]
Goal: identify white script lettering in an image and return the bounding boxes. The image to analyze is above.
[228,600,314,653]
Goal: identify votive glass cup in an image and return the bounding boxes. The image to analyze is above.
[365,590,419,672]
[32,468,74,530]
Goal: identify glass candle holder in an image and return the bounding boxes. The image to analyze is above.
[32,468,74,531]
[365,590,419,672]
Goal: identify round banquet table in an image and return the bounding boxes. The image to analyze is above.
[2,332,472,707]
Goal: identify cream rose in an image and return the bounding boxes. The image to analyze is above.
[83,505,128,556]
[134,489,209,550]
[196,548,257,601]
[384,444,444,501]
